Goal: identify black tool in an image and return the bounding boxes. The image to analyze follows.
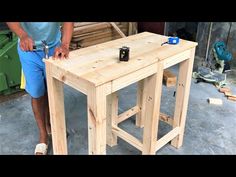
[119,46,129,62]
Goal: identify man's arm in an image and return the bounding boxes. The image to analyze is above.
[54,22,74,59]
[6,22,34,51]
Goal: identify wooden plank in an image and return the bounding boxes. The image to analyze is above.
[160,112,173,125]
[112,63,158,92]
[53,32,155,71]
[73,22,99,28]
[49,64,92,95]
[72,29,112,42]
[163,50,192,69]
[81,48,161,86]
[171,48,195,148]
[163,70,177,87]
[87,83,111,154]
[45,63,67,154]
[110,22,126,38]
[156,39,197,61]
[80,36,113,48]
[219,87,231,93]
[73,22,111,35]
[72,28,112,39]
[106,92,118,147]
[155,127,180,151]
[117,106,141,124]
[70,35,162,76]
[136,80,145,128]
[112,125,143,151]
[224,91,232,97]
[142,63,164,155]
[228,96,236,101]
[128,22,137,36]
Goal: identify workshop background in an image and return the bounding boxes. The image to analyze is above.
[0,22,236,154]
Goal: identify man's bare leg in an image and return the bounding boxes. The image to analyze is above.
[43,93,51,135]
[31,96,48,155]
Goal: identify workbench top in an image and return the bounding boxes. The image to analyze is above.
[45,32,197,86]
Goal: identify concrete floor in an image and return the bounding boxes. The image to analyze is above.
[0,66,236,155]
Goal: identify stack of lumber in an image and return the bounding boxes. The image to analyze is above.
[70,22,132,50]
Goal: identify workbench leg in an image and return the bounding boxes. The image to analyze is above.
[142,64,164,155]
[87,85,107,155]
[136,80,145,128]
[45,64,67,154]
[171,48,195,148]
[107,92,118,147]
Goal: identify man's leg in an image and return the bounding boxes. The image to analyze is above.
[43,93,51,135]
[31,96,48,155]
[18,46,50,154]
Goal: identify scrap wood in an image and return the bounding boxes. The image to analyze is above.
[218,86,236,101]
[228,96,236,101]
[70,22,131,50]
[219,87,231,93]
[163,70,177,87]
[110,22,126,38]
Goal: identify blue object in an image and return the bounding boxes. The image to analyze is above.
[168,37,180,44]
[161,37,180,46]
[214,41,232,61]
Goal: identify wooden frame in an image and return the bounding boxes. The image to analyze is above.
[45,32,197,154]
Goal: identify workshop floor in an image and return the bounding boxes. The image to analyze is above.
[0,65,236,155]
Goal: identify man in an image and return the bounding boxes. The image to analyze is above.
[6,22,74,155]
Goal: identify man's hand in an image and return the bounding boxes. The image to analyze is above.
[6,22,34,51]
[53,22,73,59]
[19,34,34,51]
[53,44,70,59]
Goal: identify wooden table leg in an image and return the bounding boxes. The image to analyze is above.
[142,64,164,154]
[171,48,196,148]
[45,64,67,154]
[107,92,118,147]
[87,85,107,154]
[136,80,145,128]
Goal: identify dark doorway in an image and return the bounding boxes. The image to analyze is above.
[138,22,165,35]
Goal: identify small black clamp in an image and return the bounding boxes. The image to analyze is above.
[119,46,130,62]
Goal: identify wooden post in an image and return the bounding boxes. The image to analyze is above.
[136,80,145,128]
[171,48,196,148]
[106,92,118,147]
[87,85,108,154]
[142,64,164,154]
[45,63,67,154]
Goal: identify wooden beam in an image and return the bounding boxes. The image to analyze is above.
[142,63,164,155]
[87,84,111,154]
[171,48,195,148]
[106,92,118,147]
[45,63,67,154]
[112,125,143,151]
[117,106,141,124]
[155,127,180,151]
[111,63,158,92]
[136,80,145,128]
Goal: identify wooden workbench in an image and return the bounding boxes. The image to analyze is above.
[45,32,197,155]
